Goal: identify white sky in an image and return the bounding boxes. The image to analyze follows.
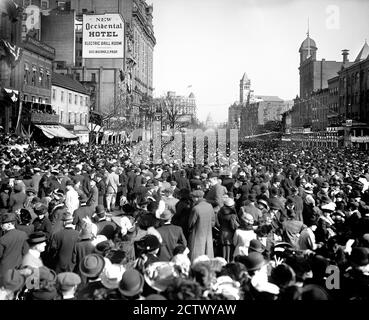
[150,0,369,123]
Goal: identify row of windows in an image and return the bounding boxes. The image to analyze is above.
[24,66,51,88]
[59,111,88,126]
[23,95,49,104]
[52,89,88,107]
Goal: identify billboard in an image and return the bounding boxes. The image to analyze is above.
[82,14,124,59]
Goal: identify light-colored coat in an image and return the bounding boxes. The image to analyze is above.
[188,199,215,261]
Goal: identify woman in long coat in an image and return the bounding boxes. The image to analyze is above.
[188,191,215,261]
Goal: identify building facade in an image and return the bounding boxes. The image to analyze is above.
[51,72,90,142]
[311,88,329,131]
[1,0,57,133]
[291,33,353,130]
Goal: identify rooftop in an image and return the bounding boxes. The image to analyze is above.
[254,95,284,102]
[51,73,88,95]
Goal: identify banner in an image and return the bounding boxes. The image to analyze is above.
[1,40,23,66]
[3,88,19,102]
[82,13,125,59]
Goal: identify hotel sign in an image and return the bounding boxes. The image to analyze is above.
[82,14,125,59]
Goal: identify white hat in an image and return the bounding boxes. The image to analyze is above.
[101,264,125,289]
[321,202,336,212]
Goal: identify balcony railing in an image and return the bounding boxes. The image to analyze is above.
[31,113,60,124]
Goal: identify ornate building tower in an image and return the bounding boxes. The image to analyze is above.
[239,72,251,104]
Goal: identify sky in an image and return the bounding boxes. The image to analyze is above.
[150,0,369,123]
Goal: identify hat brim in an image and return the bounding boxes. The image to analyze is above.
[79,255,106,278]
[118,273,144,297]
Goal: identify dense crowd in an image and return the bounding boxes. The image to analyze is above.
[1,134,369,300]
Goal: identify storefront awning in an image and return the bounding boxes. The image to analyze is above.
[35,124,77,139]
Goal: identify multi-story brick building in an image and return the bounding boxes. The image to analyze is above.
[41,0,155,122]
[291,32,353,130]
[1,0,58,133]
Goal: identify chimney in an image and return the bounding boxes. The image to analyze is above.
[342,49,349,63]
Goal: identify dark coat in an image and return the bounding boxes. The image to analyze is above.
[175,176,191,191]
[0,229,29,281]
[172,199,192,240]
[73,205,94,231]
[73,239,95,283]
[157,223,187,261]
[188,199,215,261]
[96,179,106,206]
[49,204,68,235]
[16,224,34,236]
[190,178,203,191]
[87,186,99,210]
[222,177,235,193]
[9,191,26,212]
[32,216,52,239]
[217,206,239,245]
[290,194,304,222]
[96,219,117,240]
[48,227,79,273]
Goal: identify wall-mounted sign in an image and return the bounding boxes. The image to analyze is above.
[82,13,125,59]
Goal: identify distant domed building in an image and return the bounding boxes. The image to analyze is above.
[205,113,215,129]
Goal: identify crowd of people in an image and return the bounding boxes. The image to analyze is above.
[0,134,369,300]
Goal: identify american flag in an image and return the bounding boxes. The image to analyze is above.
[1,40,23,66]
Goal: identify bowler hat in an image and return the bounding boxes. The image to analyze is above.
[0,212,16,224]
[118,269,144,297]
[57,272,81,290]
[94,240,114,256]
[28,231,47,245]
[248,239,265,253]
[95,204,106,216]
[79,254,106,278]
[242,252,267,272]
[2,269,25,292]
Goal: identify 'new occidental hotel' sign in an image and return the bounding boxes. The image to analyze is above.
[82,14,125,59]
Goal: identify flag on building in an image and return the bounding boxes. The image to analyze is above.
[3,88,19,103]
[1,40,23,66]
